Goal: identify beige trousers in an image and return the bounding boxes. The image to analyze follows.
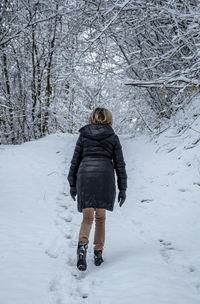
[78,208,106,251]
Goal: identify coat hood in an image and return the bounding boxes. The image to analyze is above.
[79,123,114,140]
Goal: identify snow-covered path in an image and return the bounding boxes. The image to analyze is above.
[0,132,200,304]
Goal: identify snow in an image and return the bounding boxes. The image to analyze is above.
[0,130,200,304]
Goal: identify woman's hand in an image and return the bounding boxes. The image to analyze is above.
[118,190,126,207]
[70,187,77,201]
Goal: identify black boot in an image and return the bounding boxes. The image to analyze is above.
[77,241,88,271]
[94,250,104,266]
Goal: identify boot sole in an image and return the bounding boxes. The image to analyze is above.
[77,264,87,271]
[94,259,104,266]
[77,256,87,271]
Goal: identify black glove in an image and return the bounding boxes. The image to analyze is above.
[70,187,77,201]
[118,190,126,207]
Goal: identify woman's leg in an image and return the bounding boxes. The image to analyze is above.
[94,208,106,251]
[78,208,94,244]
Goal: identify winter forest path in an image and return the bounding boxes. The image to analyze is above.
[0,133,200,304]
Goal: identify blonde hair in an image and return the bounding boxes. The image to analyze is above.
[88,108,113,126]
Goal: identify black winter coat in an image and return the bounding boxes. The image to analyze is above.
[67,123,127,212]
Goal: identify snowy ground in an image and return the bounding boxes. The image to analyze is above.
[0,129,200,304]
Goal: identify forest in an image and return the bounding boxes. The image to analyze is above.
[1,0,200,144]
[1,2,200,303]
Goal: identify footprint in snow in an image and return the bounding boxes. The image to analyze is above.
[159,239,174,249]
[49,278,59,292]
[67,256,76,267]
[178,188,190,192]
[76,284,90,299]
[45,248,58,259]
[62,215,72,223]
[196,283,200,291]
[61,191,69,197]
[69,208,76,213]
[56,196,62,201]
[58,203,68,210]
[69,240,78,248]
[159,239,175,263]
[167,147,176,153]
[189,266,195,273]
[140,199,154,203]
[131,219,142,226]
[71,270,84,280]
[193,181,200,187]
[56,198,69,208]
[167,170,177,176]
[187,266,200,293]
[65,232,73,239]
[61,158,68,163]
[48,278,64,304]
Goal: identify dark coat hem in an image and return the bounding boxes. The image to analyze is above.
[77,204,115,213]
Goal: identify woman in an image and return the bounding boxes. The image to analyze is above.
[67,107,127,271]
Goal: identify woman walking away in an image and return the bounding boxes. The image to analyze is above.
[67,108,127,271]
